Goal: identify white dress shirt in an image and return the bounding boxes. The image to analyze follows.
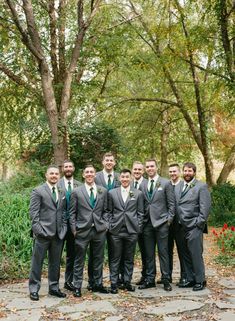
[46,182,58,201]
[103,170,114,185]
[85,183,97,199]
[63,177,74,191]
[121,186,130,203]
[147,175,159,190]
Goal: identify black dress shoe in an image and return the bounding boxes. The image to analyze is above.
[92,285,109,294]
[136,278,145,286]
[124,283,135,292]
[49,289,66,298]
[64,282,75,291]
[157,277,172,284]
[163,281,172,291]
[178,280,195,288]
[193,281,207,291]
[110,284,118,294]
[73,288,82,297]
[138,281,156,289]
[87,283,93,291]
[176,278,187,286]
[30,292,39,301]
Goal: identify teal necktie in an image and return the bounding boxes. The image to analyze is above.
[134,181,138,189]
[107,174,112,190]
[68,181,72,194]
[52,186,57,202]
[148,179,154,198]
[90,187,95,208]
[181,183,189,198]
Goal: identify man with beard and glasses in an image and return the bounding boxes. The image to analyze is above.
[175,162,211,291]
[58,160,82,292]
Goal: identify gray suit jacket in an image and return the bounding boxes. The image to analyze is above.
[69,184,109,238]
[30,183,67,240]
[139,176,175,228]
[108,187,144,235]
[175,179,211,230]
[95,171,120,189]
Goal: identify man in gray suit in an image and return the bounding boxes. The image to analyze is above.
[69,165,109,297]
[108,169,144,294]
[131,161,148,286]
[175,162,211,291]
[29,165,67,301]
[58,160,82,292]
[88,152,120,290]
[167,163,186,285]
[139,159,175,291]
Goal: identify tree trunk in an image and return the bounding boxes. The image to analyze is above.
[160,110,169,177]
[217,144,235,184]
[1,162,8,181]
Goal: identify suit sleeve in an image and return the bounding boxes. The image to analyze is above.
[102,189,109,228]
[69,190,77,234]
[196,184,211,229]
[107,192,114,227]
[137,191,145,232]
[165,181,175,222]
[30,188,45,237]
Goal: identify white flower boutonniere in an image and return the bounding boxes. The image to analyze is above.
[156,182,162,191]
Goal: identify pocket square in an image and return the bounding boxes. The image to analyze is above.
[158,187,163,191]
[62,196,66,199]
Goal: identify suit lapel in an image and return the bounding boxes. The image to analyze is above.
[81,185,93,208]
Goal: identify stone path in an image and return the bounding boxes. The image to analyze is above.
[0,237,235,321]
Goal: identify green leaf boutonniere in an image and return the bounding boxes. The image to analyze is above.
[97,188,103,194]
[156,182,161,189]
[189,182,195,189]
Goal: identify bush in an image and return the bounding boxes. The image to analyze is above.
[0,161,46,279]
[0,191,32,279]
[209,183,235,226]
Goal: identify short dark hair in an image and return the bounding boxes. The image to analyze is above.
[145,158,158,166]
[83,164,96,172]
[46,164,59,172]
[120,168,131,175]
[63,159,74,166]
[102,152,115,160]
[169,163,180,169]
[183,162,196,172]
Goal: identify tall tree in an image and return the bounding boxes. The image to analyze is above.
[1,0,102,165]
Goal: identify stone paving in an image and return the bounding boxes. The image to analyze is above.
[0,269,235,321]
[0,241,235,320]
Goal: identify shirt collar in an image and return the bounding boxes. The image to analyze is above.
[46,182,57,191]
[121,185,130,193]
[183,178,195,187]
[148,175,159,183]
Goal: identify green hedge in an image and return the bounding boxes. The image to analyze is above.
[209,183,235,227]
[0,190,32,278]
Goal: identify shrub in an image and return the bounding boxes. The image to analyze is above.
[209,183,235,226]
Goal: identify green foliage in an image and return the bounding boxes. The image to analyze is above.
[209,183,235,226]
[0,161,47,278]
[0,190,32,279]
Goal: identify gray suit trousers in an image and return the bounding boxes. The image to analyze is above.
[29,236,63,293]
[73,228,106,288]
[143,220,170,282]
[109,228,138,285]
[182,227,205,283]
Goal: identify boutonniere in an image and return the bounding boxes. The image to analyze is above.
[58,187,63,193]
[97,188,103,194]
[156,182,162,191]
[129,190,135,199]
[189,183,195,189]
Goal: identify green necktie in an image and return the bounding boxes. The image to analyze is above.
[90,187,95,208]
[181,183,189,198]
[52,186,57,202]
[148,179,154,198]
[68,181,72,194]
[134,181,138,189]
[107,174,112,190]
